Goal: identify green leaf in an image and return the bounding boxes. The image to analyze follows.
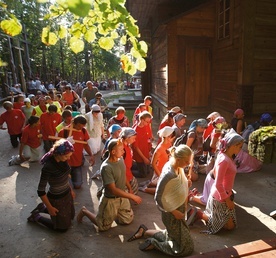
[0,59,8,67]
[84,29,96,43]
[69,37,84,53]
[135,57,146,71]
[67,0,92,17]
[99,37,114,51]
[58,26,67,39]
[41,27,58,46]
[110,30,119,39]
[130,47,141,59]
[111,0,126,5]
[120,35,126,45]
[0,18,22,36]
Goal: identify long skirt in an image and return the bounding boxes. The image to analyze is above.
[204,196,237,234]
[148,205,194,257]
[48,191,75,230]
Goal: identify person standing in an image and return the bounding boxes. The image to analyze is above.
[128,144,194,257]
[85,104,105,155]
[21,98,35,123]
[81,81,98,113]
[27,139,75,232]
[77,139,142,231]
[0,101,26,148]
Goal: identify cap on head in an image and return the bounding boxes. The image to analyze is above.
[234,109,244,117]
[91,104,101,112]
[207,111,221,120]
[169,106,182,113]
[173,113,187,122]
[119,127,137,138]
[157,126,175,138]
[197,118,208,128]
[108,124,122,134]
[260,113,273,125]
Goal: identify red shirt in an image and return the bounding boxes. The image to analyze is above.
[21,124,41,148]
[123,143,134,181]
[58,127,90,167]
[40,112,62,140]
[0,109,25,135]
[132,125,151,163]
[13,102,24,110]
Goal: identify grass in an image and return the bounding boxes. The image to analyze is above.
[103,91,135,125]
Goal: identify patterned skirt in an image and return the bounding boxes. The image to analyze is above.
[48,191,75,230]
[148,205,194,257]
[204,196,237,234]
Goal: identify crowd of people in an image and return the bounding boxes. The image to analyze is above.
[1,82,275,256]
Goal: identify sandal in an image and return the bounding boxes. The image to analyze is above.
[127,224,148,242]
[139,239,154,251]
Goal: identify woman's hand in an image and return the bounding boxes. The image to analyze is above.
[48,206,59,216]
[226,197,235,210]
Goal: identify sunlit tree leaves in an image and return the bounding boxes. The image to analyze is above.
[70,36,84,53]
[41,27,58,46]
[99,37,114,51]
[0,18,22,36]
[67,0,92,18]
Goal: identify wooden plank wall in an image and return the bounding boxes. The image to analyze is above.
[252,0,276,114]
[212,0,241,122]
[151,26,168,104]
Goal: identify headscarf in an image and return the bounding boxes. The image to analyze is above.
[219,128,244,152]
[40,139,74,164]
[188,118,208,131]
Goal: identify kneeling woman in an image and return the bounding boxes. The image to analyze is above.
[128,144,194,256]
[27,139,75,232]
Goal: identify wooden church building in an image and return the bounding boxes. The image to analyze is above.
[127,0,276,123]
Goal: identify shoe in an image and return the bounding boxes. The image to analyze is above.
[139,239,153,251]
[31,203,46,213]
[186,207,198,226]
[27,210,40,222]
[127,224,148,242]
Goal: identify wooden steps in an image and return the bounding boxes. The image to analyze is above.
[189,238,276,257]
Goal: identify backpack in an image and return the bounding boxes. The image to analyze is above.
[174,130,188,147]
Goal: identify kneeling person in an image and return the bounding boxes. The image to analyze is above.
[77,139,142,231]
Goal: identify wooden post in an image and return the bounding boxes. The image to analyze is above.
[7,37,18,85]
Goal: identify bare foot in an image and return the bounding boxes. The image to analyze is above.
[77,206,86,223]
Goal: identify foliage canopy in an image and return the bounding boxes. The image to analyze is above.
[0,0,147,75]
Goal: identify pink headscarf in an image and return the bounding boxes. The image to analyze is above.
[234,109,244,117]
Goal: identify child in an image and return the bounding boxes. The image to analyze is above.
[77,139,142,231]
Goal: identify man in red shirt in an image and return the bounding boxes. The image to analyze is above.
[0,101,26,148]
[58,115,95,189]
[40,104,62,152]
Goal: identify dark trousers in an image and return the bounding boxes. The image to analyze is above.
[10,134,22,148]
